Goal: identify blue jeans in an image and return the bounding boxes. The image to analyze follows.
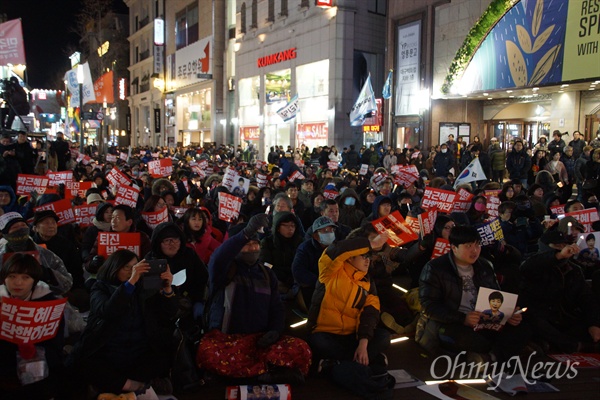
[309,328,390,362]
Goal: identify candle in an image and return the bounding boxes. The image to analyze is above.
[567,222,572,235]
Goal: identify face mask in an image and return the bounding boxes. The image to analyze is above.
[441,149,447,153]
[344,197,356,206]
[474,202,486,212]
[235,251,260,265]
[4,228,31,251]
[318,231,336,246]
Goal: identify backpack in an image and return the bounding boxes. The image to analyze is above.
[330,360,395,400]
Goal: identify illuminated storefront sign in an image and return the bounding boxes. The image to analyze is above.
[316,0,333,7]
[363,125,380,132]
[240,126,260,141]
[297,122,328,140]
[257,48,297,68]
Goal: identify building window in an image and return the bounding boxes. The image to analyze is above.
[175,2,199,50]
[281,0,288,16]
[251,0,257,29]
[267,0,274,22]
[241,3,247,33]
[300,0,309,9]
[367,0,386,15]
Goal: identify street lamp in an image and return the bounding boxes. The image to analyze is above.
[77,64,84,153]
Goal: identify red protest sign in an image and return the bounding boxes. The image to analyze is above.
[76,153,91,165]
[327,160,339,170]
[551,204,565,215]
[74,204,97,227]
[256,160,267,170]
[218,192,242,222]
[453,188,474,212]
[199,159,209,170]
[323,189,339,200]
[34,199,76,226]
[46,171,73,186]
[371,211,418,247]
[392,165,419,187]
[256,173,268,189]
[548,353,600,368]
[106,167,132,188]
[419,207,438,236]
[16,174,56,196]
[484,190,501,218]
[114,185,140,208]
[422,187,456,213]
[106,153,117,163]
[65,180,93,200]
[404,215,420,236]
[431,238,451,259]
[359,164,369,175]
[148,159,173,178]
[98,232,141,257]
[288,170,305,183]
[141,207,169,230]
[0,297,68,345]
[564,208,600,232]
[191,165,206,178]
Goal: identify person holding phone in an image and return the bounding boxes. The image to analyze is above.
[71,250,177,397]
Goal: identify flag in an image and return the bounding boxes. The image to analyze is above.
[0,19,26,66]
[350,74,377,126]
[72,107,80,134]
[382,70,393,99]
[276,94,299,121]
[64,62,97,108]
[454,157,487,188]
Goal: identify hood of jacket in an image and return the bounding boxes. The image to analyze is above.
[371,195,392,218]
[0,185,17,212]
[151,178,175,196]
[150,221,187,256]
[339,188,360,208]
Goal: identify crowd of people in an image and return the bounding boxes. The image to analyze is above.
[0,128,599,399]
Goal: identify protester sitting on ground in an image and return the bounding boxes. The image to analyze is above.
[81,202,113,260]
[181,207,222,265]
[0,253,66,399]
[300,191,324,231]
[305,199,351,241]
[199,214,311,383]
[417,225,529,362]
[0,212,72,295]
[338,188,365,229]
[71,250,177,398]
[362,195,393,225]
[136,194,170,237]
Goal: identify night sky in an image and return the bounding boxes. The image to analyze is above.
[0,0,127,89]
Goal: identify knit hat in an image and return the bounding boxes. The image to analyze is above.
[86,193,105,204]
[0,212,26,234]
[32,210,59,226]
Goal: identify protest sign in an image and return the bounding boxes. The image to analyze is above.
[564,208,599,233]
[371,211,418,247]
[148,159,173,178]
[119,152,128,161]
[76,153,91,165]
[191,165,206,179]
[218,192,242,222]
[550,204,565,215]
[288,170,306,183]
[16,174,56,196]
[141,207,169,230]
[65,180,93,200]
[74,204,97,227]
[34,199,76,226]
[392,165,419,187]
[431,238,451,259]
[256,173,268,189]
[421,187,456,213]
[0,297,68,345]
[46,171,73,186]
[484,190,501,218]
[106,153,117,163]
[221,168,239,191]
[256,160,267,170]
[323,189,339,200]
[327,160,339,170]
[106,167,132,188]
[98,232,141,257]
[474,287,518,331]
[359,164,369,175]
[474,218,504,246]
[114,185,140,208]
[453,188,474,212]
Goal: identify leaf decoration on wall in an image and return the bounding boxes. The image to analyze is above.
[529,44,561,85]
[532,25,554,53]
[532,0,544,37]
[506,41,528,86]
[517,25,533,53]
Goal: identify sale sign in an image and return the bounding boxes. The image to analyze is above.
[564,208,600,233]
[114,185,140,208]
[148,159,173,178]
[371,211,419,247]
[141,207,169,230]
[98,232,141,257]
[431,238,451,259]
[46,171,73,186]
[106,167,132,188]
[422,187,456,213]
[16,174,56,196]
[0,297,68,344]
[218,192,242,222]
[34,199,76,226]
[74,204,97,227]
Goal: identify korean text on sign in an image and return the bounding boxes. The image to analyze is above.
[141,207,169,230]
[115,185,140,208]
[106,167,132,188]
[422,187,456,213]
[34,199,76,226]
[475,218,504,246]
[16,174,53,196]
[371,211,418,247]
[564,208,600,232]
[218,192,242,222]
[98,232,141,257]
[148,159,173,178]
[74,204,97,227]
[0,297,67,344]
[431,238,451,259]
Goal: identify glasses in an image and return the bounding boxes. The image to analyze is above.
[121,265,133,272]
[443,225,455,230]
[162,238,180,245]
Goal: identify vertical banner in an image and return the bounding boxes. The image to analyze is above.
[395,20,421,116]
[0,19,26,66]
[154,108,161,133]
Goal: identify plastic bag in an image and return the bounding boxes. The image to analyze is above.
[17,345,49,385]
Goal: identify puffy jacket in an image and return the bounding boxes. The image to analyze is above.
[506,148,531,180]
[489,146,506,171]
[310,237,380,340]
[433,151,454,177]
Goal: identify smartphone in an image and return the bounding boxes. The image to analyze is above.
[147,259,167,275]
[143,259,167,291]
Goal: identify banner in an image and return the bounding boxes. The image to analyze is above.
[276,94,299,121]
[421,187,456,213]
[371,210,419,247]
[0,19,26,66]
[453,188,474,212]
[454,157,487,188]
[382,69,393,100]
[64,62,97,108]
[350,74,377,126]
[93,70,114,104]
[564,208,600,233]
[431,238,451,259]
[141,207,169,230]
[46,171,73,186]
[218,192,242,222]
[98,232,141,257]
[484,190,501,218]
[114,185,140,208]
[34,199,76,226]
[74,204,97,227]
[0,297,67,344]
[474,218,504,246]
[106,167,132,188]
[16,174,55,196]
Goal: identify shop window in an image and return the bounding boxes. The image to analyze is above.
[250,0,257,29]
[175,2,199,50]
[241,3,247,34]
[367,0,386,15]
